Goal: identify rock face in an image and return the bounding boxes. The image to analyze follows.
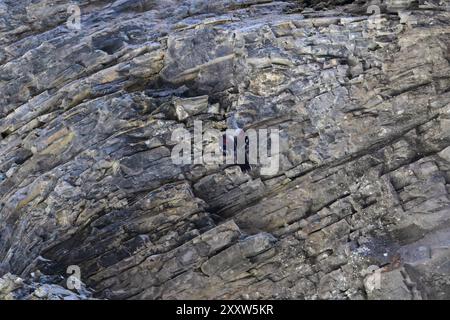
[1,0,450,300]
[0,272,92,300]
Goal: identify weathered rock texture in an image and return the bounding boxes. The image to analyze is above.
[1,0,450,299]
[0,272,93,300]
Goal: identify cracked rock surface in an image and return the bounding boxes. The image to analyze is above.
[0,272,93,300]
[1,0,450,299]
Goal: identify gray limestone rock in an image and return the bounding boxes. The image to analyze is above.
[1,0,450,300]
